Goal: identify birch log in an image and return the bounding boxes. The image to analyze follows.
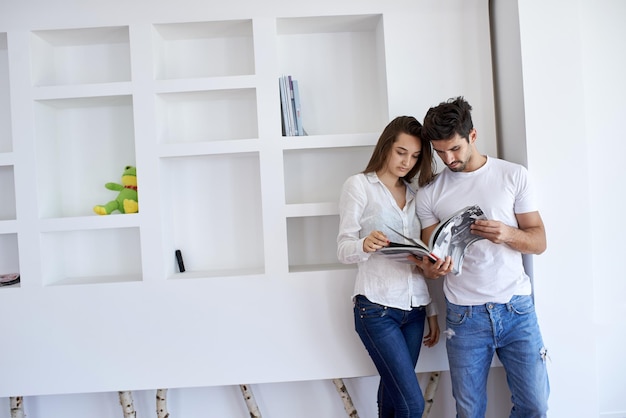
[332,378,359,418]
[118,391,137,418]
[156,388,170,418]
[421,371,441,418]
[9,396,24,418]
[239,384,262,418]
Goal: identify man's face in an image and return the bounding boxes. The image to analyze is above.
[431,130,476,172]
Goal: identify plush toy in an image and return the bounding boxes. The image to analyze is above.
[93,165,139,215]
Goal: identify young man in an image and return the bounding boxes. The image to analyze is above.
[413,97,550,417]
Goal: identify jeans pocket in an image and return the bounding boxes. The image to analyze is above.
[354,295,387,318]
[446,303,468,326]
[508,295,535,315]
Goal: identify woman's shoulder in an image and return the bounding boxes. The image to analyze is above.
[344,172,375,187]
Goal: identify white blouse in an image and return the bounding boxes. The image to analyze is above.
[337,172,436,315]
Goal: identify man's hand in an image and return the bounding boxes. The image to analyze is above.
[470,219,511,244]
[470,211,546,254]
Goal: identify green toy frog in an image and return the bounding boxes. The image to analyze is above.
[93,166,138,215]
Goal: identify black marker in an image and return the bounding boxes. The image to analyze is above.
[175,250,185,272]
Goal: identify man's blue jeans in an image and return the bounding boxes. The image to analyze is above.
[354,295,426,418]
[446,295,550,418]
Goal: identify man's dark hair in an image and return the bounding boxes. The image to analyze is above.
[421,96,474,142]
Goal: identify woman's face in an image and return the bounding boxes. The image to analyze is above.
[382,133,421,179]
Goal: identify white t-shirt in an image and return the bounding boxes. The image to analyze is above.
[416,156,537,305]
[337,172,436,315]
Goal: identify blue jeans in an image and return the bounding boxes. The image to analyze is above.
[354,295,426,418]
[445,295,550,418]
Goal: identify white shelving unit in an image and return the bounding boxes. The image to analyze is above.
[152,20,255,80]
[30,26,131,87]
[0,1,496,398]
[276,15,388,136]
[277,15,387,272]
[160,153,265,279]
[0,32,18,290]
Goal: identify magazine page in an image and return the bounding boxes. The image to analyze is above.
[431,204,486,275]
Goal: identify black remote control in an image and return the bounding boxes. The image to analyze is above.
[175,250,185,272]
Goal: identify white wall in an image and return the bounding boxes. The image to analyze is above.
[0,0,624,417]
[581,1,626,416]
[0,0,501,416]
[518,0,626,417]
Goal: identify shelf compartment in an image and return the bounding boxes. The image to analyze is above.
[0,233,20,288]
[33,95,136,219]
[156,89,258,144]
[40,227,142,286]
[287,215,346,272]
[283,146,374,205]
[0,33,11,153]
[152,20,255,80]
[276,14,388,136]
[160,152,264,278]
[0,166,16,221]
[30,26,131,87]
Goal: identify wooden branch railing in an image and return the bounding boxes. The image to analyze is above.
[156,388,170,418]
[9,396,24,418]
[6,370,443,417]
[118,391,137,418]
[239,384,262,417]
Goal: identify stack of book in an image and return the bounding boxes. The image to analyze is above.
[279,75,305,136]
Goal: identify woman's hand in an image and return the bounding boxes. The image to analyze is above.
[363,230,390,253]
[409,254,453,279]
[423,315,440,347]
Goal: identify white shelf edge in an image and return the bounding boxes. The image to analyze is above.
[38,213,141,232]
[285,202,338,218]
[287,263,355,274]
[281,133,377,150]
[32,82,133,100]
[47,274,143,287]
[167,267,265,280]
[157,139,260,158]
[0,220,17,233]
[154,75,257,93]
[0,152,14,166]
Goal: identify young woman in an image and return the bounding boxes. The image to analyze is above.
[337,116,439,418]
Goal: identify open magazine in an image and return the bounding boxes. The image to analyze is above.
[377,204,486,275]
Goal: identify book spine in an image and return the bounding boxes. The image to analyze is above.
[292,79,304,136]
[287,75,296,136]
[279,75,290,136]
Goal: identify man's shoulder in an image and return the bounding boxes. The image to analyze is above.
[421,170,448,190]
[488,156,527,172]
[415,172,445,203]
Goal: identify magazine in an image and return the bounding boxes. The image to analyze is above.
[378,204,486,275]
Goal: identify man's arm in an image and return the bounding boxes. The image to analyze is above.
[470,211,547,255]
[421,223,438,247]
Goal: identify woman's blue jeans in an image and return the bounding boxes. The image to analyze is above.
[445,295,550,418]
[354,295,426,418]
